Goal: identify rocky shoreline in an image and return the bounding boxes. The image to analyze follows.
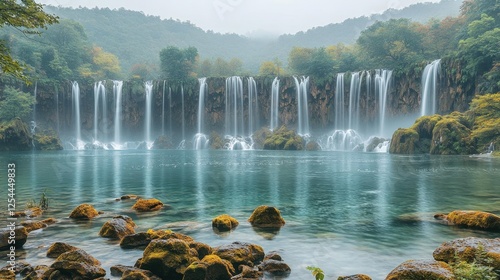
[1,195,500,279]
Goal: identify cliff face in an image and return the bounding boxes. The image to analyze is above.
[28,59,477,142]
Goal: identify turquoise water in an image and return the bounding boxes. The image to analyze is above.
[1,150,499,279]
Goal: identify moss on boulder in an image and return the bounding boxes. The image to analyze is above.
[248,205,286,228]
[132,198,164,212]
[136,239,199,280]
[385,259,455,280]
[33,132,63,150]
[213,242,265,274]
[430,113,473,155]
[212,214,239,232]
[433,237,500,270]
[42,249,106,279]
[263,125,304,150]
[47,242,79,258]
[389,128,421,154]
[99,215,136,240]
[337,274,372,280]
[183,254,235,280]
[69,204,100,220]
[445,210,500,231]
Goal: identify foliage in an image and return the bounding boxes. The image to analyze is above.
[263,125,304,150]
[26,189,50,210]
[288,47,335,78]
[0,86,35,121]
[451,244,498,280]
[306,266,325,280]
[159,46,198,81]
[0,0,58,83]
[259,60,283,76]
[90,46,121,79]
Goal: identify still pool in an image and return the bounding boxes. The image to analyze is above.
[1,150,499,279]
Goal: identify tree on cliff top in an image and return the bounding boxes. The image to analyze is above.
[160,46,198,82]
[0,0,58,83]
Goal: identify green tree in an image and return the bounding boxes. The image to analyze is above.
[159,46,198,81]
[0,86,35,121]
[0,0,58,83]
[357,18,424,69]
[259,61,280,76]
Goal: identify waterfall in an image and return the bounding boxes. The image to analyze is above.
[326,129,363,151]
[247,77,259,135]
[55,88,59,136]
[421,59,441,116]
[335,73,345,130]
[181,84,185,141]
[375,70,393,137]
[93,81,106,142]
[113,80,123,144]
[144,81,154,144]
[194,78,209,149]
[294,76,310,136]
[225,76,244,137]
[270,77,280,131]
[348,72,363,131]
[162,80,166,136]
[31,82,37,136]
[72,82,81,145]
[169,87,172,137]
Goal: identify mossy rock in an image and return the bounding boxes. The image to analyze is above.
[433,237,500,270]
[0,118,32,151]
[430,115,473,155]
[263,125,304,150]
[258,259,291,277]
[99,215,136,240]
[21,218,56,233]
[33,133,63,150]
[389,128,421,154]
[0,269,15,279]
[212,214,239,232]
[43,249,106,279]
[47,242,79,258]
[120,229,194,249]
[110,265,161,280]
[385,259,455,280]
[445,210,500,231]
[69,204,99,220]
[152,135,173,149]
[213,242,265,274]
[137,239,199,280]
[132,198,164,212]
[248,205,285,228]
[184,254,235,280]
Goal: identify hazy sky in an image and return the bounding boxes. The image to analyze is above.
[38,0,441,36]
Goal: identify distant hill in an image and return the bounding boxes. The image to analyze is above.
[44,0,463,75]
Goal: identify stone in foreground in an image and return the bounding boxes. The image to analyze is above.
[69,204,100,220]
[132,198,164,212]
[248,205,285,228]
[433,237,500,269]
[385,259,455,280]
[212,214,239,232]
[99,215,136,240]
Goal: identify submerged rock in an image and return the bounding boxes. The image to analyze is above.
[183,254,235,280]
[385,259,454,280]
[21,218,57,233]
[248,205,285,228]
[99,215,136,240]
[12,207,43,218]
[43,249,106,279]
[0,226,28,250]
[214,242,265,274]
[445,210,500,231]
[47,242,79,258]
[433,237,500,269]
[110,265,161,280]
[136,239,199,280]
[212,214,239,232]
[132,198,164,212]
[258,259,291,277]
[69,204,100,220]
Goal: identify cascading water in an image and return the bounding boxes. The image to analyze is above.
[31,82,37,137]
[178,85,186,149]
[247,77,259,136]
[169,87,173,137]
[421,59,441,116]
[270,77,280,131]
[93,81,106,144]
[375,69,393,137]
[294,76,310,136]
[144,81,153,146]
[194,78,209,149]
[162,80,166,136]
[335,73,345,130]
[113,80,123,145]
[326,129,363,151]
[72,81,83,150]
[348,72,363,132]
[224,76,251,150]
